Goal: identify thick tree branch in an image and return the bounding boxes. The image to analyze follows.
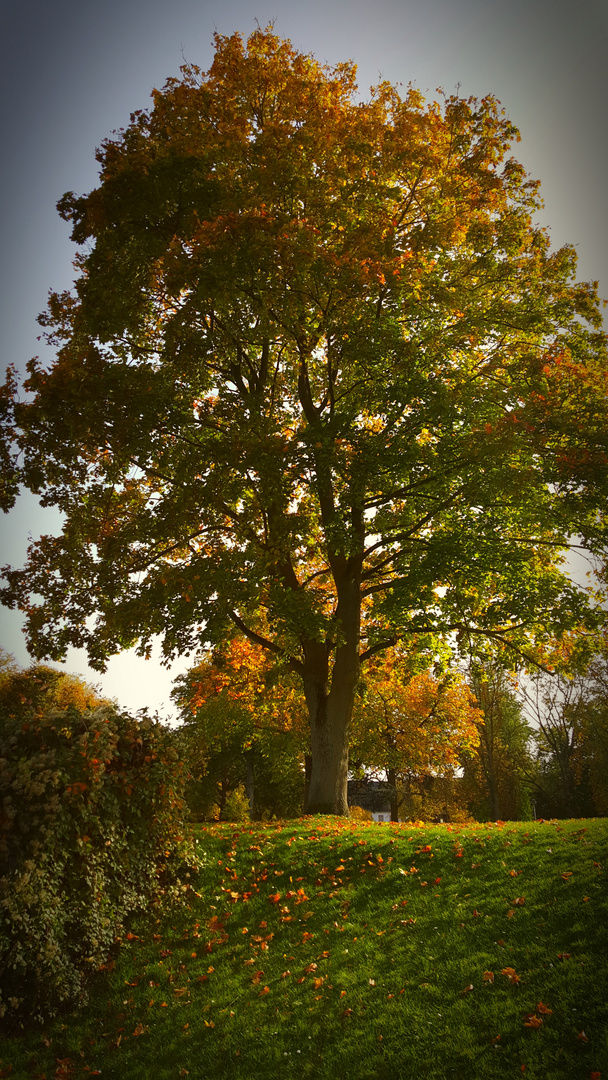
[227,609,304,675]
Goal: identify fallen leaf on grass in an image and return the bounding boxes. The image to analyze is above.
[523,1013,543,1028]
[461,983,474,995]
[204,1020,215,1028]
[577,1031,590,1043]
[536,1002,553,1014]
[561,872,573,880]
[482,971,494,983]
[501,968,521,985]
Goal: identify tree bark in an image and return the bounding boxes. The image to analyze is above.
[303,574,360,815]
[245,749,255,815]
[387,767,400,822]
[305,682,352,814]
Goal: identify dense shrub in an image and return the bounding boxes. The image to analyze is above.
[0,665,196,1026]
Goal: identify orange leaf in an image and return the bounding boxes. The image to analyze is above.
[482,971,494,983]
[536,1001,552,1014]
[577,1031,590,1043]
[561,872,573,880]
[523,1013,542,1028]
[501,967,520,985]
[460,983,474,995]
[268,892,281,903]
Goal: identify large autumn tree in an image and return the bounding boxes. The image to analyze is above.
[2,27,608,813]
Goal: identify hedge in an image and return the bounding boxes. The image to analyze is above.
[0,666,197,1026]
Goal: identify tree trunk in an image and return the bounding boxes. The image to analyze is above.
[303,575,360,815]
[245,750,255,815]
[387,767,400,822]
[303,754,313,811]
[306,692,352,814]
[487,768,501,821]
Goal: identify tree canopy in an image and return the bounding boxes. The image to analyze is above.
[2,27,607,813]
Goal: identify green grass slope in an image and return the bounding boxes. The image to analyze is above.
[1,818,607,1080]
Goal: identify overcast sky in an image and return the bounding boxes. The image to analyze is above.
[0,0,606,720]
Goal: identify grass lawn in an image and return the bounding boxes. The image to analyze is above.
[1,817,607,1079]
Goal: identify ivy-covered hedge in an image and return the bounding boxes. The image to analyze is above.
[0,665,196,1026]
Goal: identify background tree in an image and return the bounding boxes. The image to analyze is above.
[460,667,535,820]
[2,27,607,813]
[522,656,608,818]
[349,644,480,820]
[172,637,308,819]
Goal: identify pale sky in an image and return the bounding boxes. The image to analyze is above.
[0,0,606,720]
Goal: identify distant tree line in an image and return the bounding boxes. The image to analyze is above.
[169,641,608,823]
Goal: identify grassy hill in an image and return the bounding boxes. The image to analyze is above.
[1,817,607,1079]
